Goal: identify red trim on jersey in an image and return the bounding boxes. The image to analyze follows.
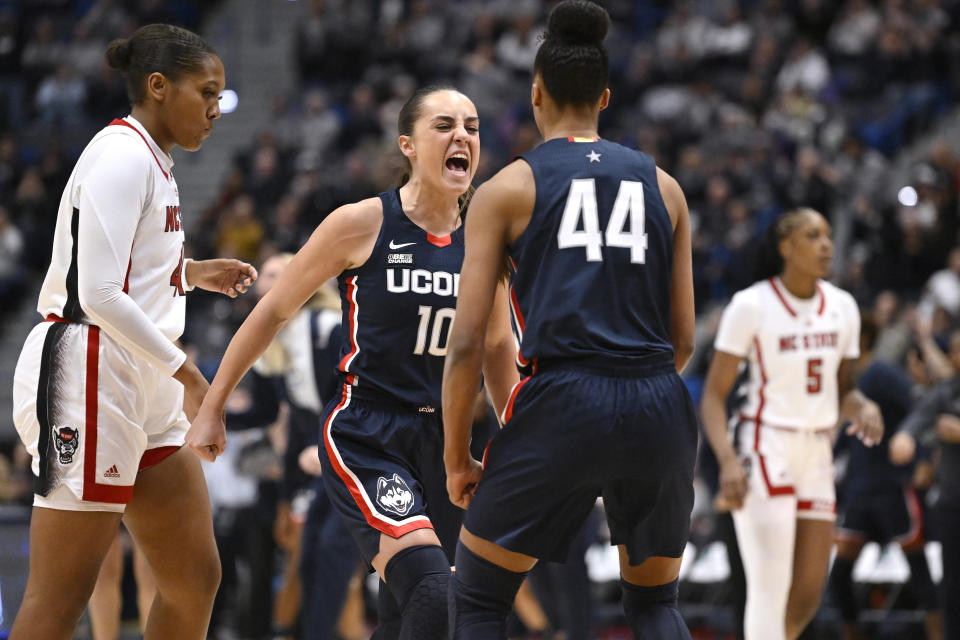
[567,136,600,142]
[797,499,835,513]
[139,445,181,471]
[509,286,526,333]
[122,253,133,294]
[338,276,360,375]
[323,384,433,537]
[769,277,826,317]
[81,326,134,503]
[752,337,795,497]
[426,233,451,247]
[109,119,170,180]
[768,278,796,317]
[45,314,69,323]
[501,374,532,424]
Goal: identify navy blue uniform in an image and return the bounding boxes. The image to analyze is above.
[836,361,921,544]
[318,188,464,563]
[465,139,697,563]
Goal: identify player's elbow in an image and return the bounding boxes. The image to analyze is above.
[446,332,483,368]
[77,279,123,320]
[672,336,695,372]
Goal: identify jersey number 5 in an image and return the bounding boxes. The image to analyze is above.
[807,358,822,394]
[414,306,455,356]
[557,179,648,264]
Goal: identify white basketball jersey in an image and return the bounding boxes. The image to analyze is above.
[37,116,187,375]
[714,277,860,429]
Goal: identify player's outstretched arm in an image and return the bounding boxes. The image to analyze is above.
[185,258,258,298]
[186,199,382,462]
[657,168,695,373]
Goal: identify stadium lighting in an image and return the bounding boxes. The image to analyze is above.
[897,186,918,207]
[220,90,239,114]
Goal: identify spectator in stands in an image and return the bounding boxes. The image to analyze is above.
[0,203,24,312]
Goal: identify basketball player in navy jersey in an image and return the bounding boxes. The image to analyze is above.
[189,87,519,639]
[442,2,697,637]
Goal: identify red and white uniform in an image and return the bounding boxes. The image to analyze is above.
[13,116,195,512]
[714,277,860,640]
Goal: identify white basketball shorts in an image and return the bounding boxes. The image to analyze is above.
[737,419,836,521]
[12,319,188,513]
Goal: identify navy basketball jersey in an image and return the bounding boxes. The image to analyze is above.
[511,138,675,372]
[336,189,463,407]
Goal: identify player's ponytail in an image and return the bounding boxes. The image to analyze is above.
[106,24,217,105]
[534,0,609,107]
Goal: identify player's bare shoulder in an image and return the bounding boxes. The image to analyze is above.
[315,196,384,271]
[472,159,536,242]
[655,166,687,231]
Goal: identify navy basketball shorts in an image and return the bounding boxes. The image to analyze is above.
[465,365,698,564]
[317,383,463,565]
[837,486,924,546]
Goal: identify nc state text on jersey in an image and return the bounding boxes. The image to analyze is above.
[164,205,182,232]
[386,268,459,297]
[779,331,839,352]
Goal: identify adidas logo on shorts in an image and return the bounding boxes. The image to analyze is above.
[103,465,120,479]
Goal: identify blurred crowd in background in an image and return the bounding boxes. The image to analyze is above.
[2,0,960,638]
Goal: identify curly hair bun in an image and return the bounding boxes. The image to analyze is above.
[105,38,132,71]
[547,0,609,47]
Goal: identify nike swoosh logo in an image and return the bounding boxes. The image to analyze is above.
[389,240,416,249]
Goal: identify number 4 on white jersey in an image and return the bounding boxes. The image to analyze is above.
[557,179,648,264]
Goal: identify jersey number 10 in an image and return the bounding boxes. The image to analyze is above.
[414,306,455,356]
[557,179,648,264]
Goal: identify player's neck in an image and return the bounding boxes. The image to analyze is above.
[398,179,461,235]
[130,106,174,153]
[540,114,599,142]
[778,271,817,299]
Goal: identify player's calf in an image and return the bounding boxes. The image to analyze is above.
[449,543,528,639]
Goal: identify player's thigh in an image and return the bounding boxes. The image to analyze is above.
[790,518,834,600]
[122,447,219,593]
[21,508,122,612]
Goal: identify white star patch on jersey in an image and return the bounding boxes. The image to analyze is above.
[586,150,601,163]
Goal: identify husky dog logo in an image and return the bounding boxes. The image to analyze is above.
[54,426,79,464]
[376,473,414,517]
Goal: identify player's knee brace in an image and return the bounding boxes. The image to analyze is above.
[383,544,451,640]
[449,542,527,639]
[905,550,938,611]
[620,578,691,640]
[828,556,857,622]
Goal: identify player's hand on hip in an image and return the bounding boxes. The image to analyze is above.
[185,408,227,462]
[190,258,258,298]
[847,400,883,446]
[717,456,749,511]
[888,431,917,465]
[935,413,960,443]
[445,457,483,510]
